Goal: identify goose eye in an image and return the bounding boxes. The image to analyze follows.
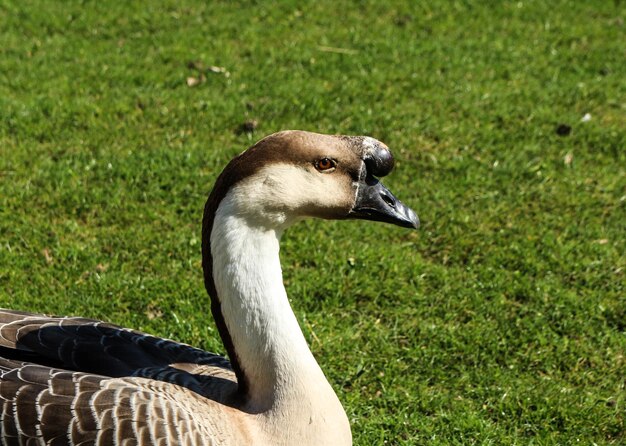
[315,158,337,172]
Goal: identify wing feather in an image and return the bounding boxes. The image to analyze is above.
[0,310,231,377]
[0,309,249,445]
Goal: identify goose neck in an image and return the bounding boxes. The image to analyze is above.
[204,187,351,444]
[210,200,323,408]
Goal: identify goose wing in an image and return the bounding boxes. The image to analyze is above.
[0,358,246,445]
[0,309,246,444]
[0,309,234,385]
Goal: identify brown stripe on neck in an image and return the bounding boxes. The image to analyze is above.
[201,137,283,399]
[201,172,248,398]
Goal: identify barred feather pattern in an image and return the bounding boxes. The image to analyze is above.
[0,309,250,445]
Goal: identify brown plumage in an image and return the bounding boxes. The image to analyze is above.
[0,310,246,445]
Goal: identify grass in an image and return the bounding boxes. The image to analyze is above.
[0,0,624,444]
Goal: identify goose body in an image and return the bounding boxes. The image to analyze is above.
[0,131,418,445]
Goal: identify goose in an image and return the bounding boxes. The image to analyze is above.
[0,130,419,445]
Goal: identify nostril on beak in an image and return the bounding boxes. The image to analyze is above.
[381,191,396,208]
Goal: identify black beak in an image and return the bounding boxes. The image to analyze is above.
[349,176,419,229]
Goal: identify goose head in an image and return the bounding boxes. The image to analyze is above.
[206,130,419,231]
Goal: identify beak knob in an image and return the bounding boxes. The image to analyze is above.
[363,143,395,177]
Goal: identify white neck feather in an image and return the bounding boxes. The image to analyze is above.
[210,184,351,445]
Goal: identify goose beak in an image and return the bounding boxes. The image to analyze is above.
[349,177,419,229]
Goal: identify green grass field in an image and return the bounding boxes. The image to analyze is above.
[1,1,624,444]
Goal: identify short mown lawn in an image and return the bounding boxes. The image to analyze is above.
[1,1,624,444]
